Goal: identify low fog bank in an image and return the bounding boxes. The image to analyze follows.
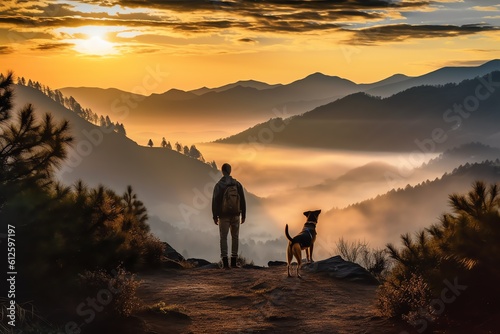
[141,144,436,265]
[148,143,500,266]
[197,143,441,226]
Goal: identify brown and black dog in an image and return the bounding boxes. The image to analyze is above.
[285,210,321,277]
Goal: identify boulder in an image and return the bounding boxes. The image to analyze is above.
[268,261,287,267]
[163,242,185,262]
[302,255,379,284]
[163,259,185,270]
[186,258,212,267]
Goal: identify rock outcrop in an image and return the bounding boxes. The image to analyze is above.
[302,255,379,284]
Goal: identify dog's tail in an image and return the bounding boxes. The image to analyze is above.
[285,224,293,242]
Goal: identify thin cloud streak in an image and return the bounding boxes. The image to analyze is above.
[347,23,500,45]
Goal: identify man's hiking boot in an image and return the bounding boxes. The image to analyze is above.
[222,257,230,269]
[231,256,238,268]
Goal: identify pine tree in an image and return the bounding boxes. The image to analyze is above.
[161,137,167,148]
[122,185,149,232]
[147,139,154,147]
[0,72,73,208]
[428,181,500,271]
[115,123,126,136]
[105,115,113,127]
[99,115,106,127]
[189,145,202,160]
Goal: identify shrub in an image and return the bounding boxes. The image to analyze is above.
[141,234,166,269]
[78,266,141,318]
[335,237,391,279]
[378,181,500,326]
[0,298,59,334]
[377,273,433,323]
[236,254,254,266]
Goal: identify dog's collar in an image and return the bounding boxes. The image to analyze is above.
[305,221,317,225]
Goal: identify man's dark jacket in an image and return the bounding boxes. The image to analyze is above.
[212,175,246,220]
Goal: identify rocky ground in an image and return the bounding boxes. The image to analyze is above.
[132,263,411,334]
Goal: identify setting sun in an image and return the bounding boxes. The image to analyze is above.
[73,35,118,56]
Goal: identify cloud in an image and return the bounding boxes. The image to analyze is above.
[99,0,429,12]
[347,23,500,45]
[1,0,499,50]
[238,38,256,43]
[1,0,425,34]
[0,45,13,54]
[472,6,499,12]
[33,42,74,51]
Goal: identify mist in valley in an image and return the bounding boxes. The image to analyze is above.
[128,140,446,265]
[13,67,500,266]
[152,140,500,266]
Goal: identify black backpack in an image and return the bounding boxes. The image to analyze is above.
[221,182,240,215]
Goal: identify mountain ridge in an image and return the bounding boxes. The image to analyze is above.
[216,71,500,151]
[58,59,500,144]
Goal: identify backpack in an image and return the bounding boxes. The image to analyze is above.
[221,183,240,215]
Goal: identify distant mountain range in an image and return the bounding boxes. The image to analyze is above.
[218,71,500,151]
[189,79,283,95]
[364,59,500,97]
[59,59,500,144]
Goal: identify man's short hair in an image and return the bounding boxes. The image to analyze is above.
[221,163,231,175]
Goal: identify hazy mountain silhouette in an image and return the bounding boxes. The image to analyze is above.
[218,71,500,151]
[361,73,410,88]
[366,59,500,97]
[58,86,146,120]
[59,60,500,144]
[159,88,197,100]
[190,79,283,95]
[422,142,500,174]
[61,73,360,126]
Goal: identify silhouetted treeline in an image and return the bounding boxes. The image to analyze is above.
[16,75,126,135]
[149,137,217,169]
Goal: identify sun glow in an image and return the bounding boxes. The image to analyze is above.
[58,26,121,56]
[73,35,118,56]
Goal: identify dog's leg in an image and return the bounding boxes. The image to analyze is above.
[286,244,293,277]
[310,243,314,263]
[293,244,302,278]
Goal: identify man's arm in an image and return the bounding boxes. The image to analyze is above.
[212,183,220,224]
[238,182,246,223]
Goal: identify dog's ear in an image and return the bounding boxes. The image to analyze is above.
[306,210,322,221]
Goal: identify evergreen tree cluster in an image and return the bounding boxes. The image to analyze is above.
[1,72,163,324]
[148,137,217,169]
[378,180,500,330]
[16,76,126,135]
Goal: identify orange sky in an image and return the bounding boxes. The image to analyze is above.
[1,0,499,93]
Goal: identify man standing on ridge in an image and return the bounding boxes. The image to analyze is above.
[212,163,246,269]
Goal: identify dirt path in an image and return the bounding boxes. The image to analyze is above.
[135,266,410,334]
